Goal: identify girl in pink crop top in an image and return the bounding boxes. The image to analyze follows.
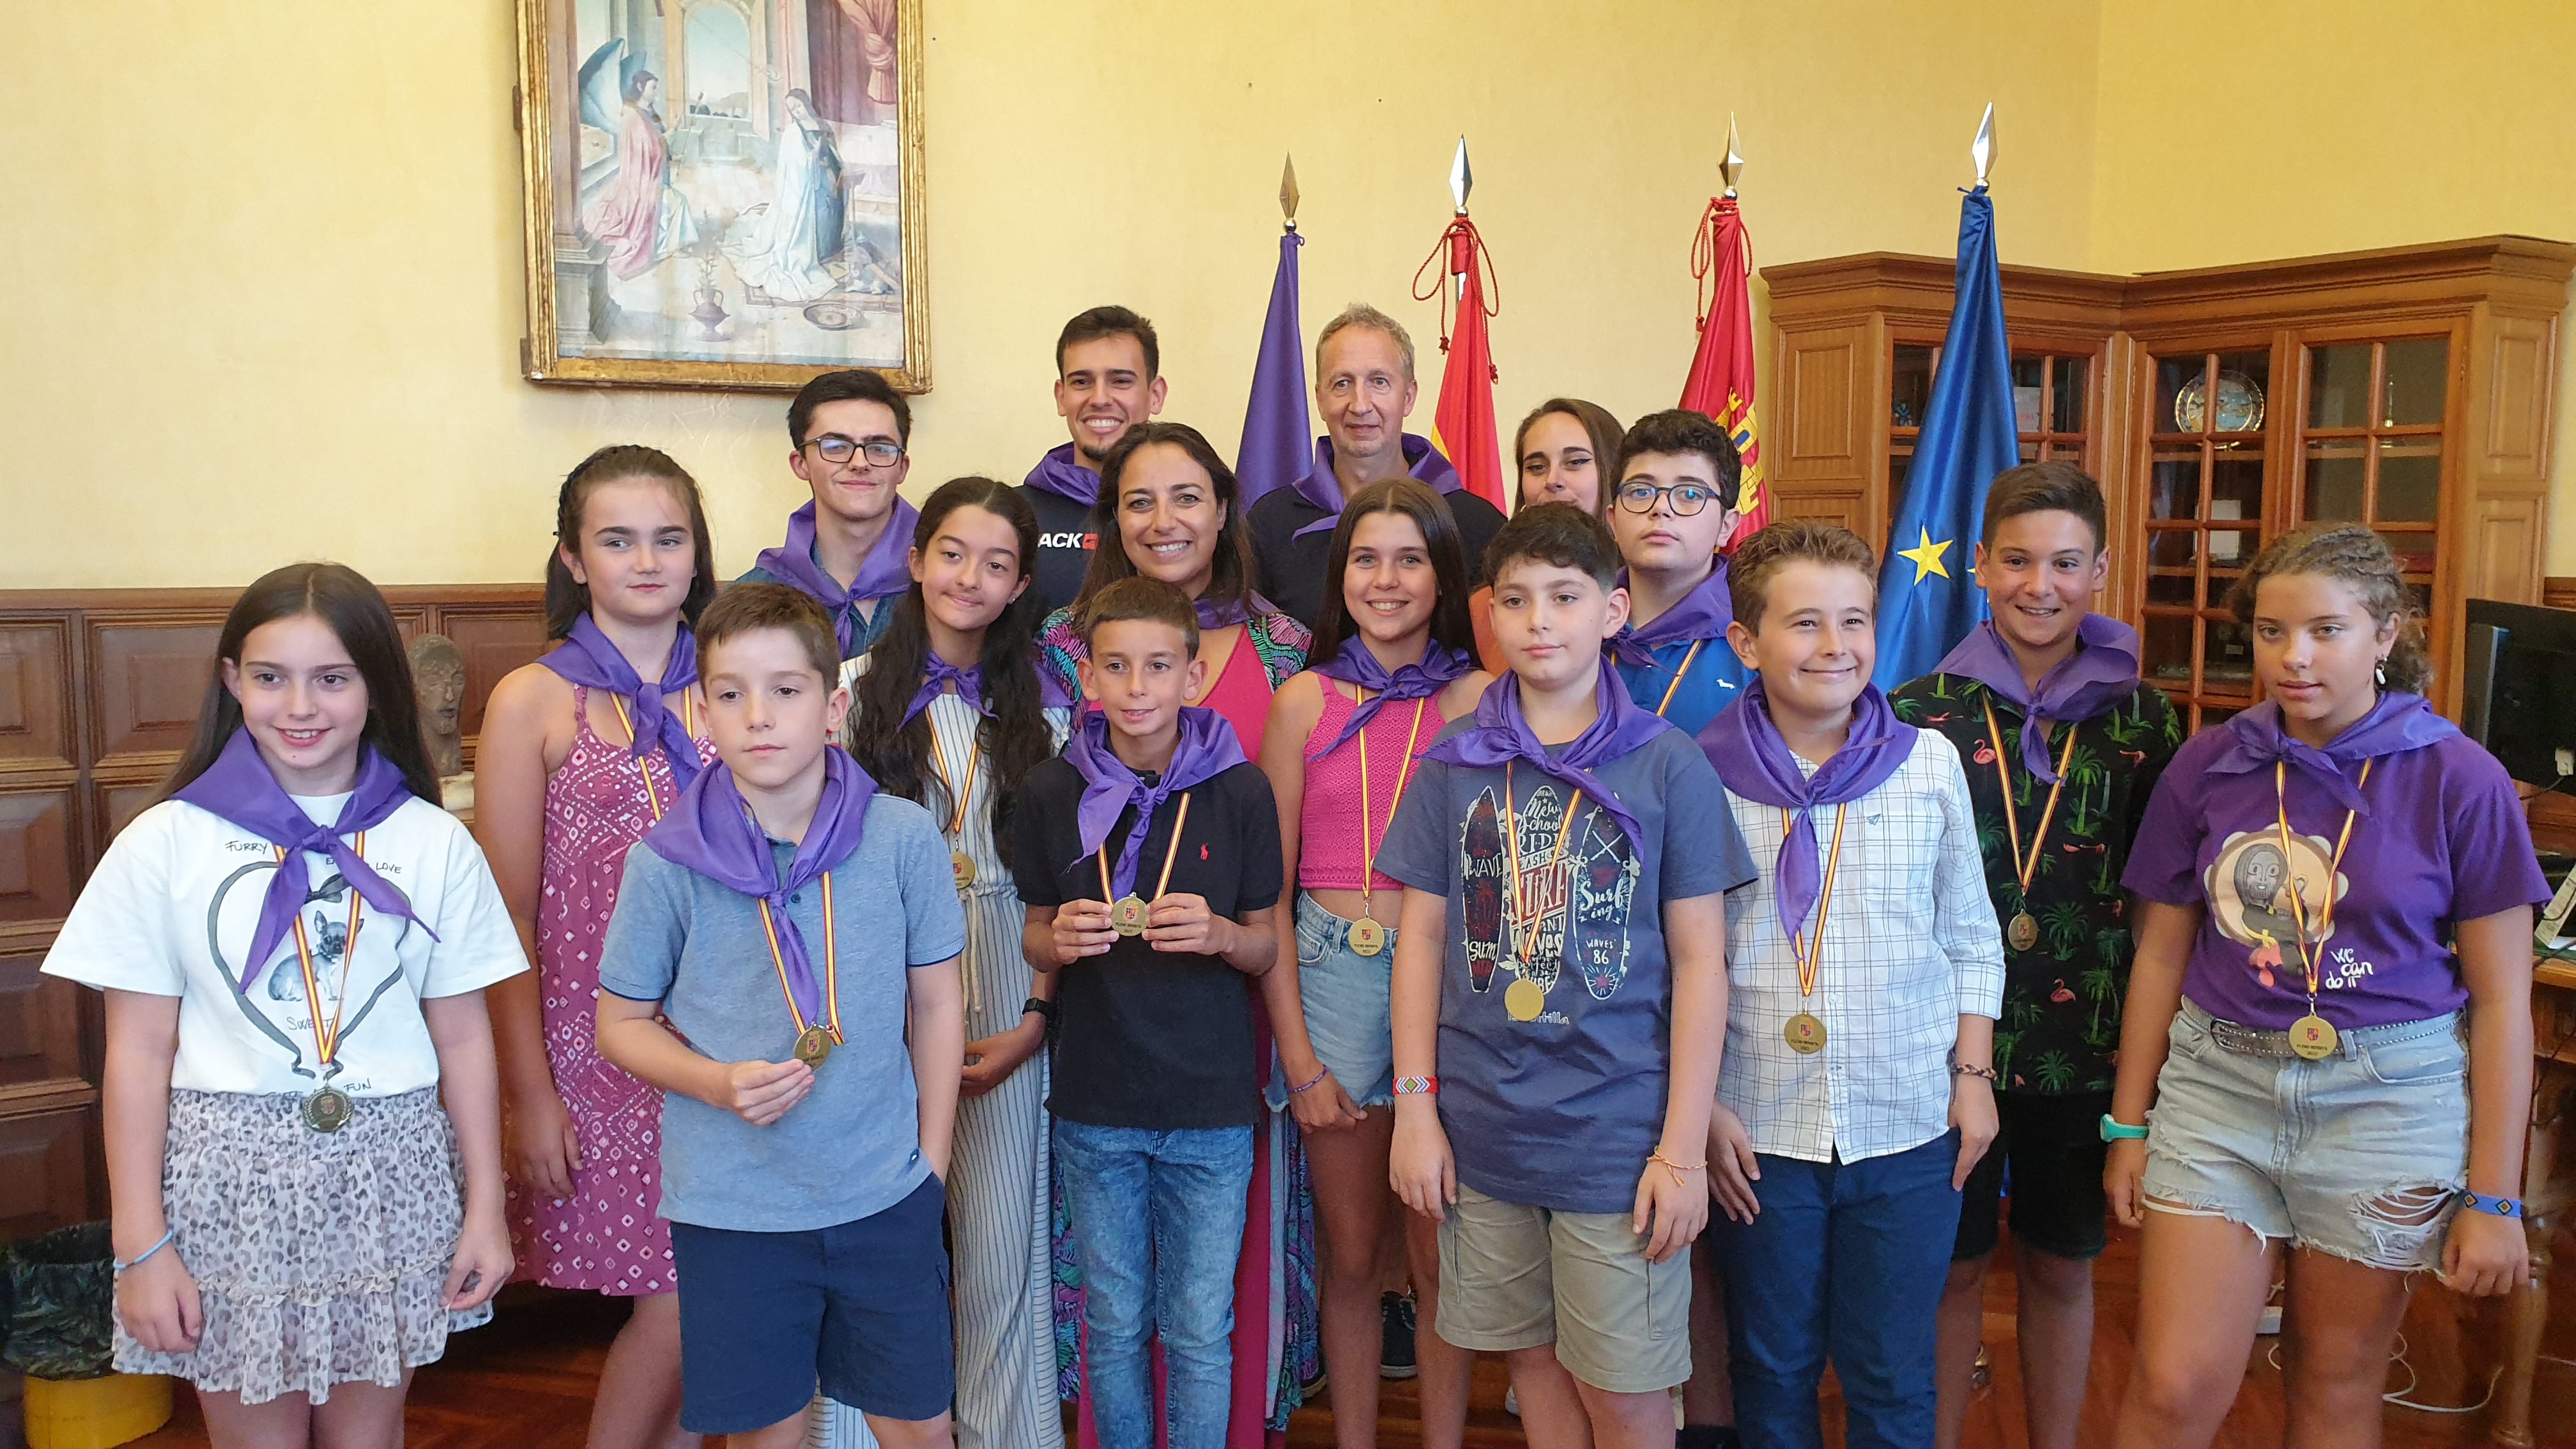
[1251,479,1492,1448]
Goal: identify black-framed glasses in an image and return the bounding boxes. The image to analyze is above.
[1615,480,1719,516]
[806,434,905,467]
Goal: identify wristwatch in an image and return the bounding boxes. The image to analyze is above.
[1022,997,1057,1026]
[2099,1114,2149,1142]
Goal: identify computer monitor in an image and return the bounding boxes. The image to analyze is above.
[2462,597,2576,787]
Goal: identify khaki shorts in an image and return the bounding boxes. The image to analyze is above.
[1434,1183,1691,1393]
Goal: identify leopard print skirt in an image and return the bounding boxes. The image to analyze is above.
[114,1087,493,1405]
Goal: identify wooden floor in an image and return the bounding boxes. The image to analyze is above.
[125,1224,2576,1448]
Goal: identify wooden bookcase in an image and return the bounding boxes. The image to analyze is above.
[1764,236,2574,729]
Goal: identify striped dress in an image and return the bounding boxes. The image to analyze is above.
[816,676,1068,1449]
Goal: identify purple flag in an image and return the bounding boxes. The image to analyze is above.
[1234,231,1312,509]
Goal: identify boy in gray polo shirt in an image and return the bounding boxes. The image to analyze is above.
[598,585,966,1449]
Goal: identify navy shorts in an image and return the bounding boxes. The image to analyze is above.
[670,1174,953,1434]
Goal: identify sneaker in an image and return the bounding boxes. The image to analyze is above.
[1380,1292,1418,1381]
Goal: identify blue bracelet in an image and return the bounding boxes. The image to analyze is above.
[2460,1192,2525,1219]
[112,1229,175,1275]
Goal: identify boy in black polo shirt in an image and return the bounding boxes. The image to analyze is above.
[1011,576,1282,1449]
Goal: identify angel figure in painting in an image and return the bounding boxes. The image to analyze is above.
[582,70,702,280]
[728,89,848,304]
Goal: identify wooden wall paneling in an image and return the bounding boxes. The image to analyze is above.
[2544,578,2576,611]
[0,788,77,957]
[86,612,222,769]
[437,604,549,758]
[0,1109,100,1242]
[0,622,74,772]
[0,956,89,1091]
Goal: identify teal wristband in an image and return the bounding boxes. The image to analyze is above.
[2099,1114,2149,1142]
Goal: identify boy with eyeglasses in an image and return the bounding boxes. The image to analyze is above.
[741,369,919,659]
[1608,410,1751,739]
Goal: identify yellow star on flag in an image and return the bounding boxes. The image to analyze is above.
[1899,527,1952,584]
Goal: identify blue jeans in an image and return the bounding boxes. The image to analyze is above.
[1054,1120,1254,1449]
[1712,1130,1961,1449]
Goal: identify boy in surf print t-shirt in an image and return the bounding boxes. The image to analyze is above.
[1376,504,1754,1431]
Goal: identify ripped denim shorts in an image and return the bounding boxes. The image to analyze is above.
[2142,999,2467,1270]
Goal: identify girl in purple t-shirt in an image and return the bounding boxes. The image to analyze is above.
[2104,525,2543,1447]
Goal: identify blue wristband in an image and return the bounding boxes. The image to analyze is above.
[2460,1192,2524,1219]
[112,1228,176,1274]
[2099,1113,2149,1142]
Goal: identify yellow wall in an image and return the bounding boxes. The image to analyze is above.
[2085,0,2576,568]
[11,2,2572,589]
[1,1,2101,588]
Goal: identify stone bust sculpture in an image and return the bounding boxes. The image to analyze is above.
[409,634,468,780]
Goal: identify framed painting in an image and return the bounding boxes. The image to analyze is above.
[514,0,929,391]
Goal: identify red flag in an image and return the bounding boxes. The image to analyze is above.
[1680,197,1767,544]
[1416,216,1506,511]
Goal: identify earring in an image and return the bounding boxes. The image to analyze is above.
[2375,657,2388,687]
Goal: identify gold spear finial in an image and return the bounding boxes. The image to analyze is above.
[1450,135,1472,215]
[1280,154,1300,231]
[1972,103,1996,188]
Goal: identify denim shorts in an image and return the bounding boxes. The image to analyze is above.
[1266,893,1397,1112]
[2142,1000,2469,1270]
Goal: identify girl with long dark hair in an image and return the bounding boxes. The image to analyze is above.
[841,477,1070,1449]
[45,563,522,1444]
[477,444,718,1449]
[1257,479,1490,1449]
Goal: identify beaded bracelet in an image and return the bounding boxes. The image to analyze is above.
[2461,1192,2525,1219]
[1287,1066,1329,1095]
[112,1228,175,1275]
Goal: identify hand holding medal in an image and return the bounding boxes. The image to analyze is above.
[1050,898,1121,962]
[1100,793,1194,945]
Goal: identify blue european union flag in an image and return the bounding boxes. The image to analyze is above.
[1873,186,2019,689]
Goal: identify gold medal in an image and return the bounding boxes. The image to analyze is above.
[1112,896,1149,936]
[1496,763,1583,1029]
[760,872,842,1074]
[1505,976,1547,1021]
[2007,911,2040,953]
[279,834,366,1133]
[1784,1012,1827,1054]
[302,1085,354,1133]
[1347,694,1429,967]
[928,725,983,894]
[2273,760,2370,1068]
[793,1024,835,1066]
[2289,1013,2338,1061]
[1778,806,1849,1059]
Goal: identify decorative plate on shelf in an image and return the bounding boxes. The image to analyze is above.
[2175,370,2266,434]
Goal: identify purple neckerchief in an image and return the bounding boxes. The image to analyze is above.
[1699,678,1913,950]
[644,746,877,1026]
[1425,660,1674,845]
[1932,615,2141,784]
[539,614,704,792]
[903,652,1072,724]
[1023,443,1102,508]
[1611,562,1735,669]
[1289,434,1460,539]
[1196,592,1285,631]
[754,498,921,656]
[172,729,435,993]
[1061,707,1247,898]
[1306,636,1473,760]
[2205,691,2458,815]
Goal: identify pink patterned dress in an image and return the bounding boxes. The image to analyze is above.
[507,686,714,1294]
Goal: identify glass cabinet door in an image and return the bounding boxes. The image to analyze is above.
[2297,336,2446,622]
[2141,348,2274,730]
[1885,342,2096,552]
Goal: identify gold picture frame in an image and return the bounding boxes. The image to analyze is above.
[514,0,930,392]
